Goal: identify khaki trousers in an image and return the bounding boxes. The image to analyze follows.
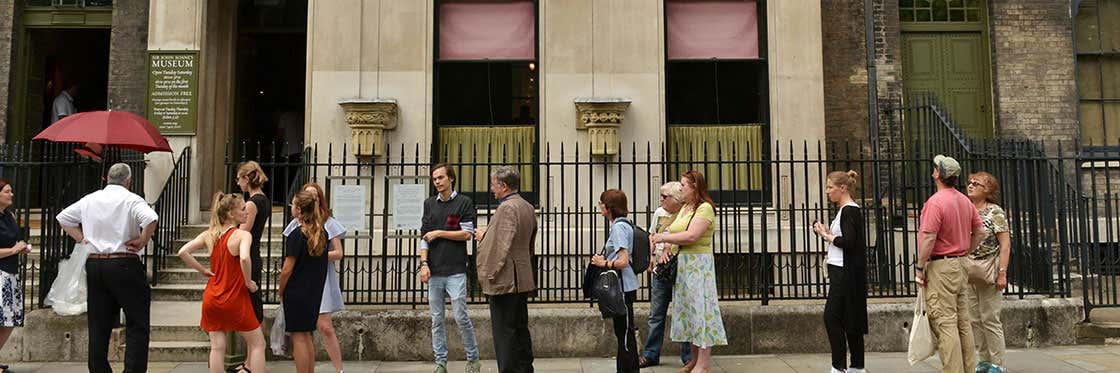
[967,280,1006,366]
[924,257,977,373]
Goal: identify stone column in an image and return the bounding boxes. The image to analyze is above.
[109,0,150,115]
[575,97,630,156]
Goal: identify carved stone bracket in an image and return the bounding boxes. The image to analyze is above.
[338,99,398,157]
[574,97,631,156]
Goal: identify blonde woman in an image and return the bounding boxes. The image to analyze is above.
[178,193,266,373]
[965,172,1010,373]
[651,170,726,373]
[812,171,867,373]
[236,160,270,322]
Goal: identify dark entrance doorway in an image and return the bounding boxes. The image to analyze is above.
[233,0,308,200]
[11,29,110,143]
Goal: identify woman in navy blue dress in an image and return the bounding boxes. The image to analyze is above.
[278,191,327,373]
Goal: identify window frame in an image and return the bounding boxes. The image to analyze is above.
[432,0,541,206]
[1075,0,1120,152]
[662,0,771,205]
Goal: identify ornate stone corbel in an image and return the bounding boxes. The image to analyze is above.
[575,97,631,156]
[338,99,398,157]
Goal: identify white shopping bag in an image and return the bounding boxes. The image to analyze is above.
[908,287,938,366]
[269,307,289,356]
[45,243,92,316]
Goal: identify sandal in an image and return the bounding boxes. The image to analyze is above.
[229,363,252,373]
[638,356,658,368]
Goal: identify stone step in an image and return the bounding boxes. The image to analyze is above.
[150,324,208,343]
[146,341,211,362]
[1077,322,1120,345]
[157,268,210,284]
[152,284,206,301]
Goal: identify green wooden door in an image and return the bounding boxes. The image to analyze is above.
[902,31,994,137]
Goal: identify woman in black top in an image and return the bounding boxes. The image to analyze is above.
[812,170,868,373]
[0,179,29,371]
[279,191,328,373]
[236,161,271,322]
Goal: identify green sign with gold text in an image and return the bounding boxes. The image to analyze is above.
[146,51,199,135]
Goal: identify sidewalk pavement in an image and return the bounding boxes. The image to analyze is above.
[9,345,1120,372]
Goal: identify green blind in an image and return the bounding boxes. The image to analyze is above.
[438,126,536,193]
[668,125,764,190]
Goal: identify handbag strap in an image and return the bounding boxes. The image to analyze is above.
[668,206,699,255]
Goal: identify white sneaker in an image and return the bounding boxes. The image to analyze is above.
[847,369,867,373]
[830,368,845,373]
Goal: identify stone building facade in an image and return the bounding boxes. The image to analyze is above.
[0,0,1107,210]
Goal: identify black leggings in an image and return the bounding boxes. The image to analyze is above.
[613,291,639,373]
[824,264,865,370]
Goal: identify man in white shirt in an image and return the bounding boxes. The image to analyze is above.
[57,163,158,373]
[50,83,78,124]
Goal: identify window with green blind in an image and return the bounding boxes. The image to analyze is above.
[665,1,769,202]
[437,126,536,194]
[1077,0,1120,148]
[900,0,983,23]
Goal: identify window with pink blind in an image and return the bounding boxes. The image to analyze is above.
[438,0,536,60]
[666,0,759,60]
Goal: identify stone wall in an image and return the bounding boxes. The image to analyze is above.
[989,0,1079,155]
[821,0,870,146]
[0,0,17,142]
[15,298,1084,361]
[108,0,150,115]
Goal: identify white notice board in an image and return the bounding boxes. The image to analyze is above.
[331,185,368,231]
[391,183,427,231]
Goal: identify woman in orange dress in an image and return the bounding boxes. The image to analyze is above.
[179,193,267,373]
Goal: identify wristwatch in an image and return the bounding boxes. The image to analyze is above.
[420,260,429,268]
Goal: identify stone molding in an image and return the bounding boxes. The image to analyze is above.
[574,98,631,156]
[339,99,398,157]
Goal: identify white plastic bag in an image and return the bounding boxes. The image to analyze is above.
[908,287,938,366]
[45,243,91,316]
[269,306,288,356]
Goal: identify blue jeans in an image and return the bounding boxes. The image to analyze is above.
[428,273,480,365]
[643,275,691,364]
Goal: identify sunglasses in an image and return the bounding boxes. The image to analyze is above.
[968,180,985,188]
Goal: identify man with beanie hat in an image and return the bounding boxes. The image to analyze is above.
[914,155,985,373]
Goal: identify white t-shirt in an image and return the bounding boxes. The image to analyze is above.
[51,91,76,123]
[826,202,859,267]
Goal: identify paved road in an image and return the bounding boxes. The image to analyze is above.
[8,345,1120,372]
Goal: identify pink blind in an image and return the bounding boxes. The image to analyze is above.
[667,0,759,59]
[439,0,536,60]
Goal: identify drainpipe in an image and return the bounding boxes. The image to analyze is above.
[864,0,882,208]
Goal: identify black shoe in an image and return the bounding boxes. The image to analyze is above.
[638,356,658,368]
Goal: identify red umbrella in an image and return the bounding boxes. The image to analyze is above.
[33,110,172,153]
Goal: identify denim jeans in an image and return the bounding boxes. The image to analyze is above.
[642,275,691,364]
[429,273,480,365]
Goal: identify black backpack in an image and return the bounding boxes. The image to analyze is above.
[621,219,650,274]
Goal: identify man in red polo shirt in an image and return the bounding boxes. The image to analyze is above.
[915,154,985,373]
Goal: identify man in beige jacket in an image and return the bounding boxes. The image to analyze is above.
[475,166,536,373]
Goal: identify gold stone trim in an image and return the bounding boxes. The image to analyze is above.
[575,98,631,156]
[339,99,398,157]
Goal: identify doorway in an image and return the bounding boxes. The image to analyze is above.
[11,29,111,143]
[899,0,994,138]
[232,0,308,202]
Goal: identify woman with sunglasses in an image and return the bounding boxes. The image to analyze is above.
[639,181,691,368]
[965,172,1011,373]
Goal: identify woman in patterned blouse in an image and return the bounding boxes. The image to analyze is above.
[965,172,1011,373]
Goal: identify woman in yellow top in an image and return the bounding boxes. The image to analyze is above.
[651,170,727,373]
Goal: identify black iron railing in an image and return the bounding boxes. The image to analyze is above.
[225,112,1078,306]
[150,147,191,286]
[0,142,144,311]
